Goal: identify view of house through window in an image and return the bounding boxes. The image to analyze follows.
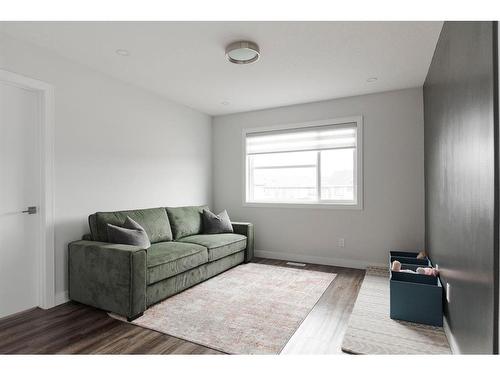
[245,121,360,206]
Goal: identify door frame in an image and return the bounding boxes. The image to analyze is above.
[0,69,55,310]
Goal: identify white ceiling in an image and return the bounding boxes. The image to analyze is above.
[0,21,443,115]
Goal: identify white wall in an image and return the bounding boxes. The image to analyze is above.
[0,34,212,299]
[0,30,425,300]
[213,88,425,268]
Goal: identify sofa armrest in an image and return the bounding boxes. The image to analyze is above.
[68,240,147,319]
[232,222,254,262]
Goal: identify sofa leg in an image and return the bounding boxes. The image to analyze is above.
[127,312,144,322]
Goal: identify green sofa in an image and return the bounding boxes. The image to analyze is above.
[68,205,254,321]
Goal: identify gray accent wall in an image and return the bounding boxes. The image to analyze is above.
[424,21,498,354]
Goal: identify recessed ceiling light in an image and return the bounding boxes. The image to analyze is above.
[220,101,230,106]
[225,41,260,64]
[115,49,130,56]
[366,77,378,83]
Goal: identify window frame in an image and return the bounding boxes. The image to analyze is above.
[242,116,363,210]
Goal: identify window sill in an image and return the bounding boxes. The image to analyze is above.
[242,201,363,210]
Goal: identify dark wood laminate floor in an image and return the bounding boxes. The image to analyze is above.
[0,258,365,354]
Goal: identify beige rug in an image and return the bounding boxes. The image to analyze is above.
[342,267,451,354]
[113,263,336,354]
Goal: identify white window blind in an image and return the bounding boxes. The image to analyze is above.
[246,123,357,155]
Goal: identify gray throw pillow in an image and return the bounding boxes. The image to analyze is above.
[202,209,233,234]
[107,216,151,248]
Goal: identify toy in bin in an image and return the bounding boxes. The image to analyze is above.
[391,251,439,277]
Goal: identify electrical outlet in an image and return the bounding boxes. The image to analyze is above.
[446,282,451,303]
[338,238,345,248]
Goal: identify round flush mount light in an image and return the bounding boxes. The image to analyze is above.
[115,49,130,56]
[225,41,260,64]
[366,77,378,83]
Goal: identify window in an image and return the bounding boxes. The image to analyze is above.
[244,117,362,208]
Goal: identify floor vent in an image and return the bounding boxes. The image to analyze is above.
[286,261,307,267]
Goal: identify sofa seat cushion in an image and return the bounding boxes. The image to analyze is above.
[179,233,247,262]
[147,241,208,285]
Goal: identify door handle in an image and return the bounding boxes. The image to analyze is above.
[22,206,37,215]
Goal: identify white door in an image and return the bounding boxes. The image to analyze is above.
[0,82,40,318]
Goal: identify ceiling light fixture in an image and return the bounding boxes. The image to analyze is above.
[225,41,260,64]
[115,49,130,56]
[366,77,378,83]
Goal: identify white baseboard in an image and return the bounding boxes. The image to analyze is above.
[254,249,386,270]
[54,291,69,306]
[443,315,460,354]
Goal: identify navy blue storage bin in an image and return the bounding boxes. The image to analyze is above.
[389,251,443,327]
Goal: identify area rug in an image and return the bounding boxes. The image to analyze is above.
[112,263,336,354]
[341,267,451,354]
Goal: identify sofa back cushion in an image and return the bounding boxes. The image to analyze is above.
[91,207,173,243]
[166,205,208,240]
